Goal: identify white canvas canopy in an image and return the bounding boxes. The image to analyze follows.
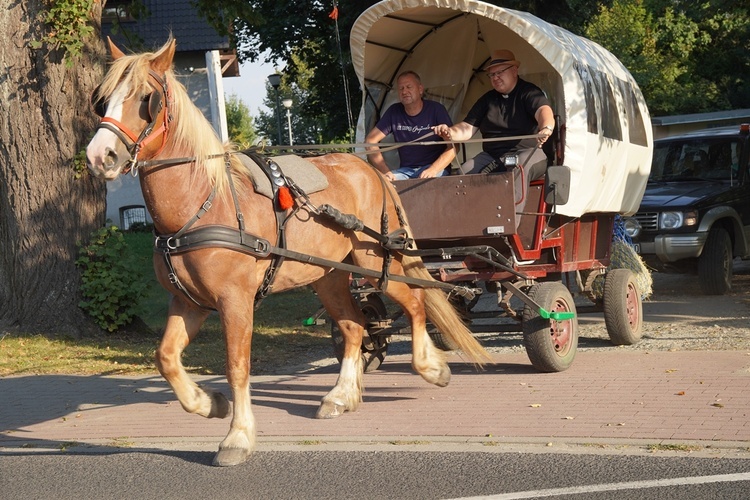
[350,0,653,217]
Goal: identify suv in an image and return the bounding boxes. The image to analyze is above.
[626,124,750,294]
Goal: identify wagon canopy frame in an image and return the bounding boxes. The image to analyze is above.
[350,0,653,218]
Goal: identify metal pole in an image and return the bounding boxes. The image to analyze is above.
[286,111,293,146]
[268,73,283,145]
[274,90,282,145]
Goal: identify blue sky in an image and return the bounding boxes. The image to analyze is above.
[222,58,277,117]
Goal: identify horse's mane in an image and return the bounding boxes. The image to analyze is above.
[98,40,248,195]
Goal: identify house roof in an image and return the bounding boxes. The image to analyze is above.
[103,0,230,52]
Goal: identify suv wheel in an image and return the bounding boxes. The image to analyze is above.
[698,227,733,295]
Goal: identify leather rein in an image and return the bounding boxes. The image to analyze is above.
[97,70,474,310]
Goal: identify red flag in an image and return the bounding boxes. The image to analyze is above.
[329,5,339,20]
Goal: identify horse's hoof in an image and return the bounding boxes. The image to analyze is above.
[315,400,346,419]
[212,447,251,467]
[435,365,451,387]
[419,364,451,387]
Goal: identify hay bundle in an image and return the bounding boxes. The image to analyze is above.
[592,216,653,300]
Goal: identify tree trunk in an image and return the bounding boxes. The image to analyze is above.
[0,1,107,335]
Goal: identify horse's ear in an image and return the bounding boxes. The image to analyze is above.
[153,38,177,73]
[107,37,125,60]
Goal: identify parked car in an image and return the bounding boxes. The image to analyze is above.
[625,124,750,294]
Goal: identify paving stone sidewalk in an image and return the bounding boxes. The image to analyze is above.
[1,350,749,451]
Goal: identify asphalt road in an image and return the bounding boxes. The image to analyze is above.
[3,446,750,499]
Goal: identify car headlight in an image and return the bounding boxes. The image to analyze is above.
[660,211,684,229]
[623,217,641,238]
[659,211,697,229]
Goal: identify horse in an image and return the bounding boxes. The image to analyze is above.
[85,38,491,467]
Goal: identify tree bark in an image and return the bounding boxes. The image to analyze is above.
[0,1,107,335]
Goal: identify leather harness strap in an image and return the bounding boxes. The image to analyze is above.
[153,152,464,310]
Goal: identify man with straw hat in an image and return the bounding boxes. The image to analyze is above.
[433,49,555,224]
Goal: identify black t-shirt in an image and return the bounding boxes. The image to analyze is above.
[464,79,550,158]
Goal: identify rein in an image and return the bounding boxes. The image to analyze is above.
[151,150,472,310]
[107,70,478,308]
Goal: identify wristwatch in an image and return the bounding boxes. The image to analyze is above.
[540,125,554,132]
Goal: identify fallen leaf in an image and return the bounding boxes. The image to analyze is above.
[676,391,685,396]
[529,404,542,408]
[711,403,724,408]
[562,416,574,420]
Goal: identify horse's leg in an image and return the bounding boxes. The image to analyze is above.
[155,297,230,418]
[381,280,451,387]
[311,270,364,419]
[213,300,256,467]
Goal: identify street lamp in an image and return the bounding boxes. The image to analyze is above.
[282,98,293,146]
[267,73,282,145]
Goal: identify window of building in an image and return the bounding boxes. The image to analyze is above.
[120,205,147,230]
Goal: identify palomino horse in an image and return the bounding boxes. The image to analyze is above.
[86,38,490,466]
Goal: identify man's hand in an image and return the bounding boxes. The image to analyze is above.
[432,124,452,140]
[537,126,553,147]
[418,165,442,179]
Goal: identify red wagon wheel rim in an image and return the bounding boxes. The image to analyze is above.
[625,281,640,328]
[549,297,574,356]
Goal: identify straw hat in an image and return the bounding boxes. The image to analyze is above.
[483,49,520,71]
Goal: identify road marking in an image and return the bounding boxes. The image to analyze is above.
[453,472,750,499]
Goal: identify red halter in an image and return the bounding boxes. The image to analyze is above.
[95,69,172,174]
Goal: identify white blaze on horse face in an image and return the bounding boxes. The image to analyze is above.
[85,83,131,180]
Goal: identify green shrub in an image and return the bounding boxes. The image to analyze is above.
[76,226,146,332]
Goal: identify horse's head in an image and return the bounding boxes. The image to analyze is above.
[86,38,176,180]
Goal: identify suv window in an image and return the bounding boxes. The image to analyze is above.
[650,138,740,182]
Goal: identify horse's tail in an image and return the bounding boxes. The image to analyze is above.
[401,254,493,367]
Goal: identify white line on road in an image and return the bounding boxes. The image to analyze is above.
[452,472,750,499]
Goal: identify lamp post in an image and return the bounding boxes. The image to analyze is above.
[267,73,282,145]
[282,98,293,146]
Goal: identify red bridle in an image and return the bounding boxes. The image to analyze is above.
[95,69,173,174]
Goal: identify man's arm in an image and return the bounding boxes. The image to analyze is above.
[365,127,392,177]
[432,121,477,142]
[534,105,555,146]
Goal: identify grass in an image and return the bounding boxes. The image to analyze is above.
[0,232,332,377]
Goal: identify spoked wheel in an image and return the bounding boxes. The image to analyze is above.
[522,282,578,372]
[603,269,642,345]
[330,293,389,373]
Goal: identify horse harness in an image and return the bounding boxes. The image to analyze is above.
[92,70,172,173]
[94,70,476,310]
[151,150,441,311]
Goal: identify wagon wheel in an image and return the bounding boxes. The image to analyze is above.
[330,293,389,373]
[603,268,643,345]
[521,282,578,372]
[429,332,453,351]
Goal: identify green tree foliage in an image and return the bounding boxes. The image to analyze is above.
[196,0,371,144]
[225,94,258,148]
[583,0,745,115]
[255,49,338,146]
